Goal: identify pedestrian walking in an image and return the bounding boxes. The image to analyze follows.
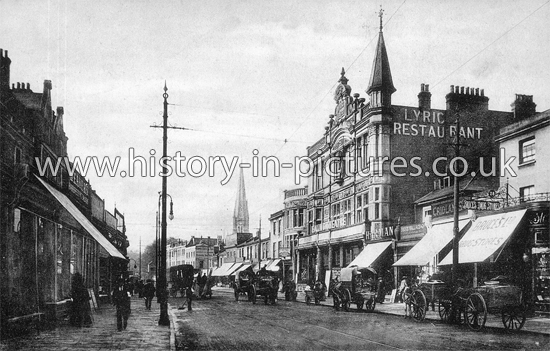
[69,273,92,327]
[143,279,155,310]
[198,273,207,297]
[112,279,131,331]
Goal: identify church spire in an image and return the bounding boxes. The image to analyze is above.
[366,7,396,103]
[233,168,249,234]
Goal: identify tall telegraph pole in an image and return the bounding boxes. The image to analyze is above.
[151,83,189,326]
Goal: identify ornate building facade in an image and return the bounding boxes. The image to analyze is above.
[297,15,516,290]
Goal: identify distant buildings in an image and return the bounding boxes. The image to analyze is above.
[1,49,128,336]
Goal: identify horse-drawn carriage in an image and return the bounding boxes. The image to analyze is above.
[234,268,279,305]
[253,269,279,305]
[428,276,526,331]
[169,264,195,309]
[332,266,378,312]
[234,269,255,302]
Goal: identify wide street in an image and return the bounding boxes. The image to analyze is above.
[170,290,549,351]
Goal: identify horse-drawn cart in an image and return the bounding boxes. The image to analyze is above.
[423,277,526,331]
[332,266,378,312]
[234,270,255,302]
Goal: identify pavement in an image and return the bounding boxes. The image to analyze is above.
[0,296,172,351]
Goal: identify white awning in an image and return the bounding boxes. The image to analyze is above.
[439,209,527,265]
[233,264,252,275]
[347,241,392,268]
[36,176,126,259]
[253,260,271,272]
[393,219,470,267]
[226,263,243,276]
[211,262,235,277]
[267,259,281,271]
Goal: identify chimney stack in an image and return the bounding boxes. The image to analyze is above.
[511,94,536,120]
[445,84,489,112]
[418,83,432,110]
[0,48,11,92]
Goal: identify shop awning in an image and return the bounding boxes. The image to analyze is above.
[225,263,243,276]
[36,176,126,259]
[439,209,527,265]
[211,262,235,276]
[253,260,271,272]
[232,264,252,275]
[393,219,470,267]
[267,259,281,271]
[347,241,392,269]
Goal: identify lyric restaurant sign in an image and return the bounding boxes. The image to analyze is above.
[393,108,483,139]
[432,199,502,218]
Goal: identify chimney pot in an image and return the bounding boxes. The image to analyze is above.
[475,88,479,96]
[481,89,484,96]
[425,84,429,92]
[460,86,464,94]
[12,83,15,89]
[467,87,471,95]
[450,85,454,93]
[421,83,425,92]
[27,83,30,90]
[17,82,20,89]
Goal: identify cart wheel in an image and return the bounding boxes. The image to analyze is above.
[251,286,257,305]
[366,299,376,312]
[438,299,452,323]
[234,289,239,302]
[413,290,427,322]
[502,305,526,331]
[343,289,351,312]
[465,292,487,331]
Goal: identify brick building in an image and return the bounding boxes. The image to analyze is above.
[0,49,128,337]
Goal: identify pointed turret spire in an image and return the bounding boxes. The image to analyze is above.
[366,7,396,100]
[233,168,249,234]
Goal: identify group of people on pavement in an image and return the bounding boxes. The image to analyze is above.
[69,274,157,332]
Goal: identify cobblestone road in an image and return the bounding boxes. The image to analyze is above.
[0,296,171,351]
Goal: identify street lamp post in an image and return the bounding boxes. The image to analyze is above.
[150,82,188,326]
[158,83,171,326]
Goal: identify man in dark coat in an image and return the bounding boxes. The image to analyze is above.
[112,279,131,331]
[143,279,156,310]
[70,273,92,327]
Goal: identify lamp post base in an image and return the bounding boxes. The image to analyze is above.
[158,302,170,326]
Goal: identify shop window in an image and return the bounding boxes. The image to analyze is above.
[520,185,535,202]
[356,195,363,223]
[519,137,535,164]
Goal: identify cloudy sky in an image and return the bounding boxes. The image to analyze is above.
[1,0,549,251]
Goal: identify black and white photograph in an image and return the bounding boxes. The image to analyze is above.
[1,0,550,350]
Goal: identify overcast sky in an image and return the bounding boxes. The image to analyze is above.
[2,0,549,252]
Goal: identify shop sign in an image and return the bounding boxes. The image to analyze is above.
[279,247,291,257]
[432,199,501,218]
[462,199,501,211]
[393,108,484,140]
[365,226,394,241]
[312,217,347,232]
[399,223,426,240]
